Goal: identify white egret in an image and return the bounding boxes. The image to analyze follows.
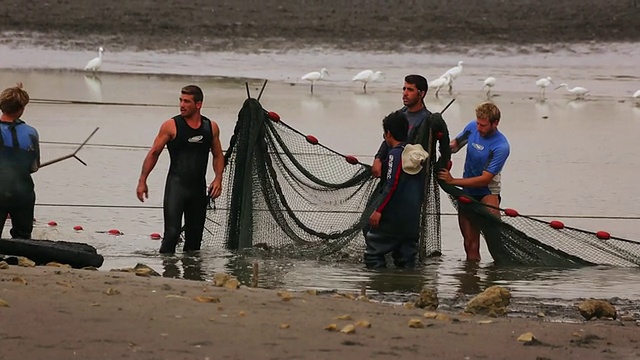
[428,74,451,98]
[554,83,589,99]
[301,68,329,94]
[351,70,383,93]
[441,61,464,94]
[482,76,496,98]
[84,47,104,73]
[535,77,553,100]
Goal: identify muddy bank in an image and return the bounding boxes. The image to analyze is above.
[1,0,639,52]
[1,265,639,359]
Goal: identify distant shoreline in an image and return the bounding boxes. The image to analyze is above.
[0,0,638,52]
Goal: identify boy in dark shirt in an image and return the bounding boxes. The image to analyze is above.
[365,111,428,269]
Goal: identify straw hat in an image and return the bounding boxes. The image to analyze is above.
[401,144,429,175]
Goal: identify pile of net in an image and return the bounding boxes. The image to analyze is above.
[202,97,640,267]
[201,97,450,261]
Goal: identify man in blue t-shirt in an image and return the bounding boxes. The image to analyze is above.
[0,83,40,239]
[365,111,428,269]
[438,102,510,261]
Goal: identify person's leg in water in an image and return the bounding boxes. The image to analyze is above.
[182,189,208,252]
[8,191,35,239]
[458,194,501,261]
[392,237,418,269]
[364,231,395,269]
[458,206,482,261]
[160,176,186,254]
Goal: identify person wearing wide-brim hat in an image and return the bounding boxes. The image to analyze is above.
[365,111,429,269]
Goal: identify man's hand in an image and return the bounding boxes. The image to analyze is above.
[438,169,454,184]
[369,211,382,228]
[136,181,148,202]
[371,158,382,178]
[208,178,223,199]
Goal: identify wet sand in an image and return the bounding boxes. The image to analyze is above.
[1,265,639,360]
[1,0,639,52]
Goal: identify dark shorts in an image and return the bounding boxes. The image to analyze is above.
[468,193,501,204]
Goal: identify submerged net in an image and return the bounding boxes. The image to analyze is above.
[202,97,450,261]
[202,96,640,268]
[441,184,640,267]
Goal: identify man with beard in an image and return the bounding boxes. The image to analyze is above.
[438,102,510,261]
[371,74,431,178]
[136,85,224,254]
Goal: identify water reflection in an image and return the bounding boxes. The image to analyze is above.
[83,74,103,101]
[162,254,206,281]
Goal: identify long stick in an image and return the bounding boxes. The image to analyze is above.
[40,127,99,168]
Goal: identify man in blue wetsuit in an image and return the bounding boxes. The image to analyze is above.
[0,83,40,239]
[365,111,428,268]
[137,85,224,254]
[371,74,431,178]
[438,102,510,261]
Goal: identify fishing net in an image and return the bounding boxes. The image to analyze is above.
[202,96,640,268]
[442,185,640,267]
[201,97,451,261]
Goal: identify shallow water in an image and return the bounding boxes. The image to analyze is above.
[1,44,640,303]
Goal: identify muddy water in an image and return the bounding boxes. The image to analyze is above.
[1,44,639,306]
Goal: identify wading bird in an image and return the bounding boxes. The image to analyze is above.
[84,47,104,73]
[301,68,329,94]
[536,77,553,100]
[555,83,589,100]
[441,61,464,94]
[428,74,451,98]
[351,70,383,93]
[482,76,496,98]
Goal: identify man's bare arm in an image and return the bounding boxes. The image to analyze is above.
[208,121,225,198]
[136,120,174,202]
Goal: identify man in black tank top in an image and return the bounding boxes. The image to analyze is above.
[136,85,225,254]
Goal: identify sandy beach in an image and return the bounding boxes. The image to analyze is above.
[1,264,639,360]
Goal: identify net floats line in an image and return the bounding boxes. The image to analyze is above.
[31,98,175,108]
[32,203,640,220]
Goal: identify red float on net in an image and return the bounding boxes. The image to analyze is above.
[267,111,280,122]
[345,155,359,165]
[458,196,472,204]
[150,233,162,240]
[596,231,611,240]
[306,135,318,145]
[504,208,519,217]
[549,220,565,229]
[108,229,122,236]
[47,221,57,226]
[73,225,84,231]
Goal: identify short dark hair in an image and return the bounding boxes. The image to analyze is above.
[404,74,428,93]
[181,85,204,103]
[382,111,408,142]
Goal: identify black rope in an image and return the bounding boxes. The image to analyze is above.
[32,203,640,219]
[31,98,174,108]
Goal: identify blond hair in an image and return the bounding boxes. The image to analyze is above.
[0,82,30,114]
[475,102,501,123]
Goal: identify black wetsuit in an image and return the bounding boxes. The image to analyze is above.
[0,119,40,239]
[159,115,212,254]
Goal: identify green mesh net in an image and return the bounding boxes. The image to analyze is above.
[202,97,449,261]
[202,97,640,267]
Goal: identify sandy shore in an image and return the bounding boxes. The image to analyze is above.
[1,264,639,359]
